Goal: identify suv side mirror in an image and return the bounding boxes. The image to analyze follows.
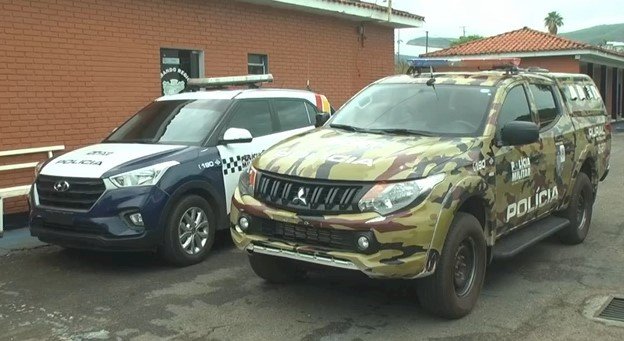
[500,121,539,146]
[315,112,330,128]
[220,127,253,144]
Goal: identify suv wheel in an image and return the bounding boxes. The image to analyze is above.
[248,253,306,283]
[160,195,216,266]
[417,212,486,319]
[557,172,593,245]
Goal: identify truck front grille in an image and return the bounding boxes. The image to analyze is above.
[36,175,105,211]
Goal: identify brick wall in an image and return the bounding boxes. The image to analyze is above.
[0,0,395,214]
[519,56,580,73]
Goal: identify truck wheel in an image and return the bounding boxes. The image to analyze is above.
[248,253,306,284]
[557,172,593,245]
[160,195,216,266]
[417,212,486,319]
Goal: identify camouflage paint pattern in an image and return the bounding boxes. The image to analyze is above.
[230,71,611,279]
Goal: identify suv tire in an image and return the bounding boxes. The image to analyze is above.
[557,172,593,245]
[248,253,306,283]
[417,212,487,319]
[160,195,216,266]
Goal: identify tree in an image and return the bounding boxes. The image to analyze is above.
[449,35,484,47]
[544,11,564,35]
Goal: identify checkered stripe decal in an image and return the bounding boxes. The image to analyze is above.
[222,153,260,175]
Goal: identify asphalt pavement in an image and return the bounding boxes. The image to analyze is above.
[1,135,624,341]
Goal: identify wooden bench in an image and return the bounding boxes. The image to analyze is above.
[0,145,65,236]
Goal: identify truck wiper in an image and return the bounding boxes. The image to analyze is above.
[372,128,435,136]
[329,124,369,133]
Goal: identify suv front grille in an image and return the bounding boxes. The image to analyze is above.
[256,172,368,214]
[249,217,377,253]
[36,175,106,211]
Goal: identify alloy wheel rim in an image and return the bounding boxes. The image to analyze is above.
[178,207,210,255]
[453,237,477,297]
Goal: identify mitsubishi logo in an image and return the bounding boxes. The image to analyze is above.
[291,187,308,206]
[53,180,70,192]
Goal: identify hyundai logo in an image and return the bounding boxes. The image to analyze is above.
[53,180,70,192]
[291,187,308,206]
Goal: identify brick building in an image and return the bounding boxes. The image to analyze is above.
[0,0,423,218]
[422,27,624,119]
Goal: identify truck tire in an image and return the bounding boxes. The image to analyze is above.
[417,212,487,319]
[248,253,306,284]
[160,195,216,266]
[557,172,593,245]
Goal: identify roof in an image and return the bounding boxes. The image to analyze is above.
[236,0,424,28]
[157,88,319,101]
[423,27,593,57]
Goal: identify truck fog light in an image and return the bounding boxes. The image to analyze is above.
[357,236,370,251]
[129,213,144,226]
[239,216,250,231]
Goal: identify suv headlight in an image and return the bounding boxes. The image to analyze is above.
[238,167,257,196]
[358,173,445,215]
[109,161,179,188]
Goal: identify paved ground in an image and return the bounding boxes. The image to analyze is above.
[2,135,624,341]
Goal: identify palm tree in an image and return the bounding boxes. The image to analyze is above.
[544,11,564,35]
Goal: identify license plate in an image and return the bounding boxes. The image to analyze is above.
[44,211,74,226]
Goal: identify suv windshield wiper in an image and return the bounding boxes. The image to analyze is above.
[371,128,435,137]
[103,139,154,144]
[329,124,370,133]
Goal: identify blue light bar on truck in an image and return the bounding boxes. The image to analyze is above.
[408,58,521,69]
[187,74,274,88]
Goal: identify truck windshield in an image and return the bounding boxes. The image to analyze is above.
[329,83,494,136]
[105,99,230,145]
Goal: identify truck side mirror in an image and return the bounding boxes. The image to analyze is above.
[315,112,330,128]
[220,127,253,144]
[500,121,539,146]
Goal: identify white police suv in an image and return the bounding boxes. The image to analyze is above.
[29,75,332,265]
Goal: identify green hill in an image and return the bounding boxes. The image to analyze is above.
[406,36,453,48]
[561,23,624,45]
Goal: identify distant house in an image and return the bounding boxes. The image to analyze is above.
[421,27,624,119]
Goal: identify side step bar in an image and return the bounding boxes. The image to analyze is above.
[493,216,570,259]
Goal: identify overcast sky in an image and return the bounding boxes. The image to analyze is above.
[370,0,624,40]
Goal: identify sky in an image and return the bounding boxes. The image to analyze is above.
[369,0,624,40]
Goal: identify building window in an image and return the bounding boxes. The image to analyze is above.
[160,48,203,95]
[248,54,268,74]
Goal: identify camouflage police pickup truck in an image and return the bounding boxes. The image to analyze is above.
[230,62,611,318]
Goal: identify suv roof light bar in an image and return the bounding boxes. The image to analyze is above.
[407,58,522,75]
[187,74,274,89]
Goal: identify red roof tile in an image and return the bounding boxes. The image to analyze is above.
[423,27,592,57]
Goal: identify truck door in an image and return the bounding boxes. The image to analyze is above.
[493,83,545,235]
[526,81,573,216]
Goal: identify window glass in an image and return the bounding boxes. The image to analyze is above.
[497,85,532,133]
[227,100,273,137]
[274,99,311,131]
[575,85,587,101]
[529,84,559,128]
[304,101,318,122]
[329,83,493,136]
[248,54,268,75]
[160,48,201,95]
[106,100,229,145]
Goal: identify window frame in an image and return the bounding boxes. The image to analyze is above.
[217,98,278,140]
[247,53,269,75]
[495,83,536,139]
[272,98,315,133]
[526,82,562,131]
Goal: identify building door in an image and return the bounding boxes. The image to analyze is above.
[160,48,202,96]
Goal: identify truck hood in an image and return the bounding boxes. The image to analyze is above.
[40,143,186,178]
[255,128,476,181]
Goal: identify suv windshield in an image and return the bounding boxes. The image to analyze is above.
[105,99,230,145]
[330,83,494,136]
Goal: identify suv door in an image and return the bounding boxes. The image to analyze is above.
[493,83,545,235]
[526,81,572,216]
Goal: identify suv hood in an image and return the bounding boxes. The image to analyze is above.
[255,128,476,181]
[40,143,186,178]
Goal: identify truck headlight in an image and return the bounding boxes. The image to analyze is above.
[109,161,179,188]
[238,167,257,196]
[358,173,445,215]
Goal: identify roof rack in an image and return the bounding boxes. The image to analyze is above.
[186,74,274,90]
[407,58,522,76]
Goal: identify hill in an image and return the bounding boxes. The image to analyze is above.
[561,23,624,45]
